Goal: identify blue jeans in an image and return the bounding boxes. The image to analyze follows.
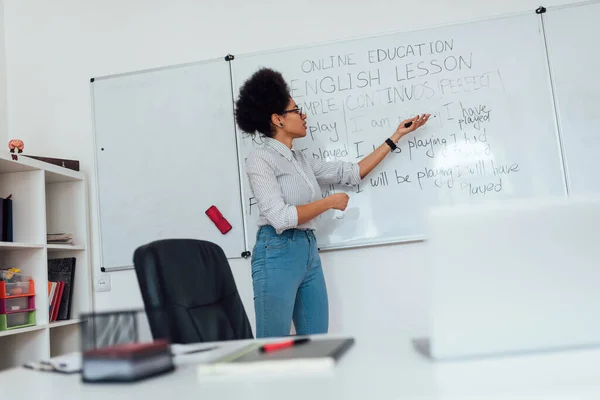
[251,225,329,338]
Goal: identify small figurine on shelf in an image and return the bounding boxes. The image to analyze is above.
[8,139,24,160]
[8,140,24,153]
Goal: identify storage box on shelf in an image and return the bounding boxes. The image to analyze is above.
[0,296,35,314]
[0,153,92,371]
[0,311,36,331]
[0,277,34,298]
[0,269,36,331]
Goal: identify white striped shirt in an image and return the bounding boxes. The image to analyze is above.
[245,138,361,234]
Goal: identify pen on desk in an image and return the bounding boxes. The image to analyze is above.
[260,338,310,353]
[172,345,219,356]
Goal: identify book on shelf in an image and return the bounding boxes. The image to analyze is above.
[48,281,64,321]
[47,232,74,246]
[47,257,76,321]
[1,195,13,242]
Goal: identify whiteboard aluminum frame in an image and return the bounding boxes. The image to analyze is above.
[538,10,571,196]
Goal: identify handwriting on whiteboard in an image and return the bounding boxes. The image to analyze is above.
[240,37,524,216]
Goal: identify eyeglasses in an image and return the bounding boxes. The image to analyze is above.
[282,106,303,115]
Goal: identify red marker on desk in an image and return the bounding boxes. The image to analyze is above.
[260,338,310,353]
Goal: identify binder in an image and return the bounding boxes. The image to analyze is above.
[1,196,13,242]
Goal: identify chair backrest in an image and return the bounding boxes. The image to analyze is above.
[133,238,253,343]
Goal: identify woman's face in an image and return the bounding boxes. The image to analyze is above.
[280,98,307,139]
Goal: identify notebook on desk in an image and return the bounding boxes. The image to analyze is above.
[197,337,355,376]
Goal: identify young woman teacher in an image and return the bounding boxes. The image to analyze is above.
[235,68,430,338]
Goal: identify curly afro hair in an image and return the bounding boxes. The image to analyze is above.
[234,68,291,138]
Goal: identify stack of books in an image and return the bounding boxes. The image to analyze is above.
[47,233,74,246]
[47,257,76,321]
[82,340,175,382]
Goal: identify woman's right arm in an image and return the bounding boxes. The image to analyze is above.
[246,154,348,233]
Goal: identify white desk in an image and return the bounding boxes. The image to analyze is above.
[1,332,600,400]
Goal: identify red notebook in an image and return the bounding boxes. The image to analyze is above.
[50,282,64,321]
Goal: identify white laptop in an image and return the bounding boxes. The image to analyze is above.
[413,195,600,361]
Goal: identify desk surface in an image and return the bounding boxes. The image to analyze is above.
[2,332,600,400]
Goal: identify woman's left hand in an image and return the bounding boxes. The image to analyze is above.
[394,113,431,139]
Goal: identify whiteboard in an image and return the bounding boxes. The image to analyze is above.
[232,12,567,250]
[91,58,246,270]
[544,2,600,196]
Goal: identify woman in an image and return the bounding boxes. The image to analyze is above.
[234,68,430,338]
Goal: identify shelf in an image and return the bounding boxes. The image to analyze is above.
[0,242,45,251]
[49,319,81,329]
[0,324,47,338]
[0,154,83,183]
[0,152,91,371]
[47,244,85,252]
[0,157,38,175]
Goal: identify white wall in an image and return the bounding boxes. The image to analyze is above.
[3,0,581,339]
[0,0,7,146]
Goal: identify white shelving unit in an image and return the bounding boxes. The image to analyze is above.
[0,153,93,371]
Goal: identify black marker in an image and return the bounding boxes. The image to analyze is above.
[404,114,435,128]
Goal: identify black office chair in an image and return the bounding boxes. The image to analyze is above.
[133,238,254,343]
